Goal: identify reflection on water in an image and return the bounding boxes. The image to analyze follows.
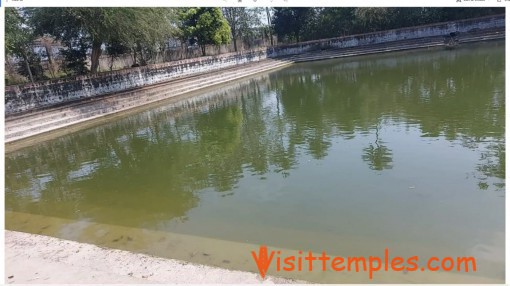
[362,125,393,170]
[5,41,505,282]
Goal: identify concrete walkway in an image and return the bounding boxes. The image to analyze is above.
[5,230,301,284]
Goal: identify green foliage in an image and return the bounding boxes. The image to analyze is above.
[272,8,315,43]
[312,8,356,38]
[6,8,33,58]
[105,40,131,71]
[115,8,177,66]
[222,7,262,51]
[179,8,231,56]
[17,52,46,81]
[272,7,505,44]
[25,7,178,73]
[60,38,89,76]
[439,7,505,20]
[354,8,396,32]
[5,7,505,83]
[353,8,445,32]
[6,8,47,83]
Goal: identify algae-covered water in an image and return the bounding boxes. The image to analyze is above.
[6,42,505,282]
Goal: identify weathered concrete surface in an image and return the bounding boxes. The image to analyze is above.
[5,228,503,284]
[5,49,269,115]
[285,27,504,63]
[5,230,301,284]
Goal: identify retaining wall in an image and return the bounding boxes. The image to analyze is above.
[5,15,505,116]
[267,15,504,57]
[5,50,268,115]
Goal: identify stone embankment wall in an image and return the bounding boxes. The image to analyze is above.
[267,14,504,57]
[5,50,268,115]
[5,15,504,116]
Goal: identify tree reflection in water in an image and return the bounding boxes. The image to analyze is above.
[362,125,393,171]
[5,42,505,231]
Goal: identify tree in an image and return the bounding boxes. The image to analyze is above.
[439,7,505,21]
[105,40,130,71]
[26,8,177,74]
[116,8,178,66]
[272,8,314,43]
[60,37,89,76]
[27,8,109,74]
[222,8,245,52]
[39,36,59,78]
[315,8,356,38]
[5,7,42,83]
[265,7,274,46]
[179,8,231,56]
[354,8,398,32]
[16,52,46,81]
[222,7,263,52]
[269,7,504,44]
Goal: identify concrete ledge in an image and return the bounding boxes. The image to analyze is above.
[5,230,301,284]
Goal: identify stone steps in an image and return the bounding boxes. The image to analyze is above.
[5,59,292,142]
[6,59,285,124]
[6,59,283,124]
[287,28,504,63]
[5,29,504,143]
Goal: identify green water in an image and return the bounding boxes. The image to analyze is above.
[5,42,505,282]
